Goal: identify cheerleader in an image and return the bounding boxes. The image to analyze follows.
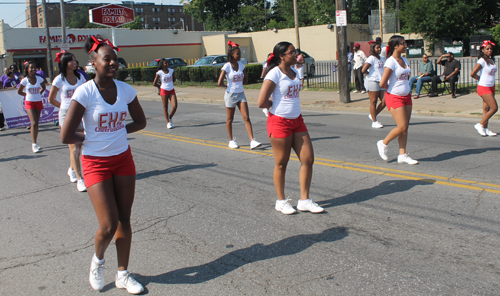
[153,58,178,129]
[257,41,324,215]
[60,35,146,294]
[362,41,386,128]
[218,40,261,149]
[470,40,498,136]
[48,51,87,192]
[17,61,47,153]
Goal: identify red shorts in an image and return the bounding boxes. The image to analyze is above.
[25,101,44,110]
[81,146,136,188]
[477,85,495,97]
[160,89,176,96]
[267,113,308,138]
[385,92,412,110]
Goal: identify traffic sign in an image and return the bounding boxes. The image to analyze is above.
[89,4,135,28]
[336,10,347,27]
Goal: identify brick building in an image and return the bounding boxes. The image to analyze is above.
[25,0,204,31]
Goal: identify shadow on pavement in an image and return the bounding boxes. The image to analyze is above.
[418,147,500,162]
[317,180,434,209]
[136,163,217,180]
[0,154,47,162]
[137,227,348,286]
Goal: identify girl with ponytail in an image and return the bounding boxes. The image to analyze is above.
[258,41,324,215]
[377,35,418,165]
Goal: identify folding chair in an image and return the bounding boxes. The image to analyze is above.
[442,74,459,96]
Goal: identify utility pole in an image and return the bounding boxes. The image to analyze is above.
[396,0,400,32]
[42,0,54,80]
[60,0,66,45]
[264,0,267,31]
[379,0,384,41]
[336,0,350,103]
[293,0,300,49]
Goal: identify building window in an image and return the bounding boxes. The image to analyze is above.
[180,8,183,13]
[136,8,143,12]
[167,8,171,12]
[171,8,175,12]
[141,17,144,22]
[172,17,175,22]
[145,24,149,28]
[154,26,160,30]
[38,8,42,13]
[152,8,159,12]
[39,18,43,24]
[152,17,160,21]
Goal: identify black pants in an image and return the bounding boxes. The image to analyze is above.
[0,112,4,128]
[354,67,365,91]
[431,75,458,95]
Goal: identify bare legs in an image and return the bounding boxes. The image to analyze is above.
[383,105,412,155]
[87,175,136,271]
[161,94,178,124]
[69,143,83,180]
[226,102,254,141]
[369,90,386,122]
[270,132,314,201]
[480,93,498,128]
[26,108,41,144]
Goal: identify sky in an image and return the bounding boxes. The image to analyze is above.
[0,0,183,29]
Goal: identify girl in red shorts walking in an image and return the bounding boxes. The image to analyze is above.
[153,58,177,129]
[18,61,47,153]
[258,41,324,215]
[377,35,418,165]
[60,35,146,294]
[470,40,498,136]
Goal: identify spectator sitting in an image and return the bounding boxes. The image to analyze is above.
[408,54,435,99]
[429,53,460,98]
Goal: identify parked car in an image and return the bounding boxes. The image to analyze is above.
[188,55,247,67]
[85,57,127,74]
[147,58,187,68]
[300,51,315,77]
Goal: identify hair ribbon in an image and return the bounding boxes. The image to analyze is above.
[482,40,496,48]
[227,40,239,48]
[88,36,121,53]
[386,46,390,58]
[23,61,29,66]
[266,53,274,66]
[54,50,67,63]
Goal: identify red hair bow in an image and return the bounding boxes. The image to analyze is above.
[266,53,274,66]
[482,40,496,48]
[23,61,29,66]
[227,40,239,48]
[88,36,121,54]
[386,46,390,58]
[55,50,66,63]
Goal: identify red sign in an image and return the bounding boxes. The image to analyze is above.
[89,4,134,28]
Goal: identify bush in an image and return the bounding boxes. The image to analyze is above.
[141,67,157,83]
[177,67,190,82]
[87,72,96,80]
[245,64,263,84]
[128,67,142,82]
[116,69,129,81]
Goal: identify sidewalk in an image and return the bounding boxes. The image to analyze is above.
[134,85,491,119]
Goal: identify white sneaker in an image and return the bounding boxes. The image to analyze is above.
[115,271,144,294]
[475,123,487,136]
[485,128,497,136]
[228,137,239,149]
[262,108,269,117]
[77,179,87,192]
[32,143,40,153]
[35,143,42,150]
[352,90,359,93]
[361,90,366,94]
[377,140,388,161]
[371,121,383,128]
[250,139,262,149]
[368,114,379,121]
[169,119,175,128]
[297,199,324,213]
[89,258,105,291]
[167,122,173,129]
[67,167,77,183]
[275,198,296,215]
[397,153,419,165]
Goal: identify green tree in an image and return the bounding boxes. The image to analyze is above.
[66,6,105,28]
[122,16,143,29]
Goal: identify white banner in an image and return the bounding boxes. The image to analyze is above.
[0,86,59,129]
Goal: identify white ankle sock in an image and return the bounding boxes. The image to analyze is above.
[117,270,128,278]
[93,254,104,264]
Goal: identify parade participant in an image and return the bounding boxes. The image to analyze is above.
[362,41,386,128]
[17,61,47,153]
[295,49,305,86]
[153,58,178,129]
[257,41,324,215]
[261,53,272,117]
[377,35,418,165]
[470,40,498,136]
[60,35,146,294]
[3,71,17,88]
[48,51,87,192]
[9,64,21,84]
[0,67,8,86]
[218,40,261,149]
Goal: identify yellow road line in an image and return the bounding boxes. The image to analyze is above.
[136,130,500,194]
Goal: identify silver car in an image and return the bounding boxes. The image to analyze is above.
[188,55,247,67]
[300,51,315,77]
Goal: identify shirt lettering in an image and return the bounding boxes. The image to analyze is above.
[66,89,75,99]
[284,84,302,100]
[232,73,244,82]
[95,111,127,132]
[28,87,41,94]
[398,73,410,81]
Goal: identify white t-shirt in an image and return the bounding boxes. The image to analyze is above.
[477,58,497,87]
[380,44,387,63]
[295,63,304,79]
[364,55,384,82]
[222,62,245,93]
[20,76,44,102]
[52,74,86,109]
[384,56,411,96]
[265,67,302,119]
[72,80,137,157]
[156,69,175,91]
[353,50,367,70]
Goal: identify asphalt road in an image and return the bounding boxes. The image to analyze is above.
[1,100,500,295]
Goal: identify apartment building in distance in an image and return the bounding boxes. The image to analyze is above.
[25,0,204,31]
